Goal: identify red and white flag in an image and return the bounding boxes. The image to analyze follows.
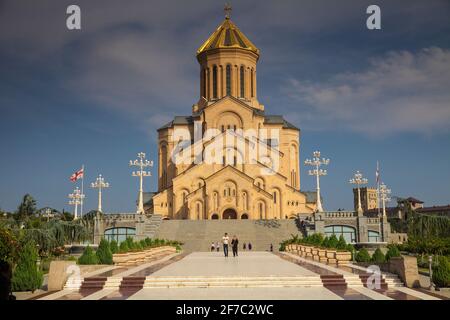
[70,167,84,182]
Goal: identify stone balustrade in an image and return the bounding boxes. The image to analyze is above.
[285,244,352,266]
[324,211,356,219]
[112,246,177,266]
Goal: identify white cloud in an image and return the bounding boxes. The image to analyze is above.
[284,47,450,136]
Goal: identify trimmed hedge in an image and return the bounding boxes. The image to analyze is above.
[109,240,118,254]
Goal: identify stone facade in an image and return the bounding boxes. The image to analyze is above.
[148,15,316,220]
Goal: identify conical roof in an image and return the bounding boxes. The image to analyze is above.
[197,18,260,56]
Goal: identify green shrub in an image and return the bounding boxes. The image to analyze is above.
[78,246,99,265]
[145,238,153,247]
[371,248,386,263]
[109,240,119,254]
[140,240,147,249]
[11,241,43,292]
[321,237,329,248]
[119,241,129,253]
[356,248,371,263]
[336,235,347,250]
[96,239,113,265]
[385,246,401,261]
[432,256,450,288]
[327,235,339,249]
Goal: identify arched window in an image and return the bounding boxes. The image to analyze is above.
[368,231,380,243]
[202,68,207,98]
[226,64,231,95]
[324,225,356,243]
[240,66,245,98]
[273,192,277,204]
[259,203,263,219]
[212,65,218,99]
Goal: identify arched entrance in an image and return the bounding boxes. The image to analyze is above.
[222,208,237,220]
[241,213,249,219]
[211,213,219,220]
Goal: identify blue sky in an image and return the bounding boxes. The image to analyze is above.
[1,0,449,213]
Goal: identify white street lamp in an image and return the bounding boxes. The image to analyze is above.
[305,151,330,213]
[43,208,54,222]
[91,174,110,212]
[349,171,368,215]
[379,182,391,218]
[130,152,153,214]
[68,187,84,220]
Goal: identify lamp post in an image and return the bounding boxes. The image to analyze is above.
[349,171,368,215]
[130,152,153,214]
[43,208,54,222]
[379,182,391,218]
[68,187,84,220]
[305,151,330,213]
[91,174,110,212]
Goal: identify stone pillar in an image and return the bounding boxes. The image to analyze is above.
[381,216,391,242]
[313,213,325,236]
[93,212,104,245]
[135,215,147,240]
[357,216,369,243]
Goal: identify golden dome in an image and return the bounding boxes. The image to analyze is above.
[197,18,260,56]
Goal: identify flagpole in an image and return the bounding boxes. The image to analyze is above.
[377,161,381,216]
[80,164,84,218]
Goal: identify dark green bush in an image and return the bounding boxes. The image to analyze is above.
[11,241,43,292]
[145,238,153,247]
[356,248,371,262]
[385,246,401,261]
[327,235,339,249]
[78,246,99,265]
[109,240,118,254]
[336,235,347,250]
[119,241,129,253]
[371,248,386,263]
[96,239,113,265]
[321,237,329,248]
[432,256,450,288]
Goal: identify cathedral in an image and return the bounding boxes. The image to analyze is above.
[148,11,317,220]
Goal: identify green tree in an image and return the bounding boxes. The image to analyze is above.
[109,240,119,254]
[432,256,450,288]
[119,241,129,253]
[327,235,339,248]
[336,235,347,250]
[96,239,113,265]
[78,246,99,265]
[15,194,37,221]
[385,245,401,261]
[371,248,386,263]
[356,248,371,262]
[11,241,43,292]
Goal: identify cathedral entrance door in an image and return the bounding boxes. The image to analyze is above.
[222,208,237,220]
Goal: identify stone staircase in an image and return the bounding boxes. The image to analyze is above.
[143,275,323,288]
[144,214,163,238]
[153,219,301,252]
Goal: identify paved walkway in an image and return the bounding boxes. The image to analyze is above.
[150,251,317,277]
[31,251,443,300]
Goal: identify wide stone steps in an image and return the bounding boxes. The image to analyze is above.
[142,276,323,288]
[154,220,302,252]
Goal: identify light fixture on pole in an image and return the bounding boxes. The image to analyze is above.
[68,187,84,220]
[91,174,110,212]
[43,208,54,222]
[349,171,368,215]
[379,182,391,217]
[305,151,330,213]
[130,152,153,214]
